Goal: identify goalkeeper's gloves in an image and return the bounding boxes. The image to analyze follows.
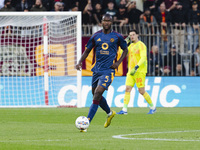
[130,65,139,76]
[125,36,131,46]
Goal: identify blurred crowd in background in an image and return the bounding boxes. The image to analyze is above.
[1,0,200,26]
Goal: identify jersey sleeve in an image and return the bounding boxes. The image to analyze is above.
[86,34,96,50]
[118,34,127,50]
[137,42,147,67]
[119,43,130,56]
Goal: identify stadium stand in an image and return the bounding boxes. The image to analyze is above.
[0,0,200,76]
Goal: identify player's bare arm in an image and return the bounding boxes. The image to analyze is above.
[110,47,128,69]
[76,48,92,70]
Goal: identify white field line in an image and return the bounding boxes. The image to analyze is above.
[0,130,200,143]
[0,139,71,143]
[112,130,200,142]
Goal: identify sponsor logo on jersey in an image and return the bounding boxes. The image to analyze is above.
[102,43,109,50]
[100,50,109,55]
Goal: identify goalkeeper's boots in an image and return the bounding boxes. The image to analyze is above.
[80,129,87,132]
[147,108,157,114]
[104,110,116,128]
[117,110,128,115]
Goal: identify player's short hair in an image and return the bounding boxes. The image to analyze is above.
[102,13,113,21]
[129,29,139,35]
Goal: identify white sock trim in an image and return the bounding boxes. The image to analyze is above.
[122,108,127,112]
[150,106,156,110]
[107,111,112,116]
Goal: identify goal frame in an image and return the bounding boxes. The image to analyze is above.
[0,12,82,108]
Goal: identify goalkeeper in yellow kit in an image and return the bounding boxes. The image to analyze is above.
[117,29,156,114]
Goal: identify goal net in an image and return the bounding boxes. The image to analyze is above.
[0,12,82,108]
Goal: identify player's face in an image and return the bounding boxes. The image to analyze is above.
[129,31,138,42]
[102,17,112,30]
[171,48,176,55]
[152,46,158,53]
[160,3,166,12]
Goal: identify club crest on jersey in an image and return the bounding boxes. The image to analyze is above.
[110,38,114,42]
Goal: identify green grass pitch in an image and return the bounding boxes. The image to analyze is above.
[0,107,200,150]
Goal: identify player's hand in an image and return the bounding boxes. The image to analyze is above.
[130,65,139,76]
[76,63,82,71]
[110,62,119,69]
[125,36,131,45]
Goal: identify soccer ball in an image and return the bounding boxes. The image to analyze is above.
[75,116,90,130]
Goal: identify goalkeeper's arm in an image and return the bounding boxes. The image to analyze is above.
[130,56,146,75]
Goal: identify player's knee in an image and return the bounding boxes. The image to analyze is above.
[138,89,145,95]
[125,86,132,92]
[93,92,102,101]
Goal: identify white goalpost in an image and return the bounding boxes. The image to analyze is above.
[0,12,82,108]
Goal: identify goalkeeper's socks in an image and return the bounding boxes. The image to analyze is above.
[122,92,130,112]
[87,100,99,122]
[122,106,128,112]
[99,96,110,114]
[143,92,155,109]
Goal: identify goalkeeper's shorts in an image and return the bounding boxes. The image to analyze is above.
[125,72,146,88]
